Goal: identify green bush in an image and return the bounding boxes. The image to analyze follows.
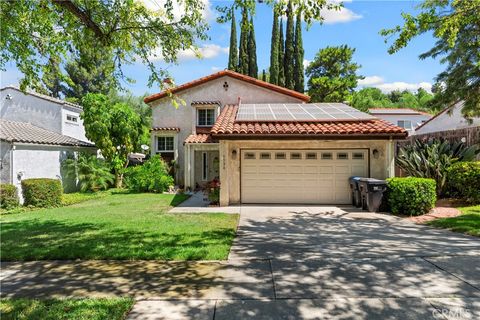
[124,156,174,193]
[62,153,114,192]
[21,178,63,208]
[61,191,109,206]
[386,177,437,216]
[0,184,19,209]
[447,161,480,203]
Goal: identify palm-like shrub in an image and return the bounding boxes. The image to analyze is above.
[62,153,114,192]
[396,139,479,196]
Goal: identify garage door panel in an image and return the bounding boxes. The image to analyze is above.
[241,149,368,204]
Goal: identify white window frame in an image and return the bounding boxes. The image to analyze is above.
[202,152,208,181]
[156,136,175,153]
[66,114,79,123]
[197,108,216,127]
[397,120,412,130]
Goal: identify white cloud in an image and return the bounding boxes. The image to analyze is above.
[321,1,362,24]
[358,76,384,86]
[139,0,214,21]
[148,44,228,61]
[177,44,229,61]
[358,75,433,93]
[303,59,311,69]
[211,66,222,72]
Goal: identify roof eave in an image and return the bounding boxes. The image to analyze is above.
[211,133,408,140]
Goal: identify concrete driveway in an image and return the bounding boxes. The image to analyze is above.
[2,205,479,319]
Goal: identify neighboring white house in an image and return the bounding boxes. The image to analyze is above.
[146,70,407,206]
[0,87,95,198]
[415,102,480,134]
[369,108,432,135]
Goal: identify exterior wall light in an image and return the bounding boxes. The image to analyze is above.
[231,149,237,159]
[372,149,379,159]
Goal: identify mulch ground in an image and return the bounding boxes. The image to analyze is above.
[408,207,462,224]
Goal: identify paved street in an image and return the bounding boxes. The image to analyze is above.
[2,206,479,319]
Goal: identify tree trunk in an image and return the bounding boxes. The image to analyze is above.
[115,171,123,188]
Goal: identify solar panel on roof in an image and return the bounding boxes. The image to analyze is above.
[236,103,376,122]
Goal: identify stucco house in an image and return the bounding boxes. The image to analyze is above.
[415,102,480,134]
[0,86,95,196]
[369,108,432,135]
[145,70,407,206]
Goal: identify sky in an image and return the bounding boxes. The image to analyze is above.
[0,0,444,97]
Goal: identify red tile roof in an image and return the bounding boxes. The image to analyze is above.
[211,105,407,138]
[184,134,214,144]
[144,70,310,103]
[150,127,180,132]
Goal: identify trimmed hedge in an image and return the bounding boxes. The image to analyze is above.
[0,184,19,210]
[386,177,436,216]
[447,161,480,203]
[21,178,63,208]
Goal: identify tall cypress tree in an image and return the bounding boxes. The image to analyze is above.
[238,7,249,75]
[262,69,267,82]
[293,10,304,93]
[227,8,238,71]
[269,6,279,85]
[278,19,285,87]
[284,0,295,90]
[247,16,258,78]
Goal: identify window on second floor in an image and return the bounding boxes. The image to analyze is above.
[397,120,412,130]
[197,109,215,126]
[66,114,78,123]
[157,136,174,152]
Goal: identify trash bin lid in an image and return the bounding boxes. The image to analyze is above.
[358,178,386,184]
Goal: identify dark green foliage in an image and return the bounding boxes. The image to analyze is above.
[0,184,19,210]
[62,40,117,102]
[386,177,437,216]
[62,153,114,192]
[350,87,436,113]
[238,7,249,75]
[381,0,480,117]
[447,161,480,203]
[228,8,238,71]
[284,1,295,89]
[262,69,267,82]
[307,45,362,102]
[278,19,285,87]
[21,178,63,208]
[293,10,304,93]
[269,6,280,85]
[396,139,479,196]
[247,16,258,78]
[40,55,63,98]
[124,156,174,193]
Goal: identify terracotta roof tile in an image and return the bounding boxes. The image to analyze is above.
[151,127,180,132]
[211,105,407,138]
[144,70,310,103]
[0,119,94,147]
[184,134,214,144]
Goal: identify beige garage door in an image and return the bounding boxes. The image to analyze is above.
[241,149,368,204]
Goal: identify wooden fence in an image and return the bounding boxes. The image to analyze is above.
[395,126,480,176]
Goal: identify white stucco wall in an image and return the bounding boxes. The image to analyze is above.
[61,106,88,141]
[415,104,480,134]
[10,144,84,202]
[371,113,431,135]
[149,75,306,185]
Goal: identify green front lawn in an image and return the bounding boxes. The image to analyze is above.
[428,205,480,237]
[1,193,238,261]
[0,298,134,320]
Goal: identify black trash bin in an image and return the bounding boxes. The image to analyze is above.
[358,178,387,212]
[348,176,362,207]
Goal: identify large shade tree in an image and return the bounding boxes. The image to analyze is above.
[306,45,363,102]
[381,0,480,117]
[1,0,208,91]
[81,93,144,188]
